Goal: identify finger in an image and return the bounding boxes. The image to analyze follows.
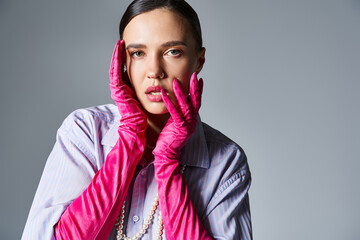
[109,40,121,86]
[161,89,182,122]
[190,72,203,112]
[173,79,191,116]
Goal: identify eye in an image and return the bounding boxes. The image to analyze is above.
[166,49,183,57]
[130,51,144,58]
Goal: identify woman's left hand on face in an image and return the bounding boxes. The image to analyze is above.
[153,72,204,159]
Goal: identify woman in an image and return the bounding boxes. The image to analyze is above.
[22,0,252,239]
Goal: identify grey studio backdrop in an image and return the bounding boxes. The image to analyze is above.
[0,0,359,239]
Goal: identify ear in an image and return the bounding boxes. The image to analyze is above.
[195,47,206,74]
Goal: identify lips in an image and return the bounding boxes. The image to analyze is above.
[146,86,162,94]
[146,86,164,102]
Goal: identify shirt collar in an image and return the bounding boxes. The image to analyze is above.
[101,115,210,169]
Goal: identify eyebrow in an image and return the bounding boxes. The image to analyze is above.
[126,43,146,49]
[162,41,187,48]
[126,41,187,49]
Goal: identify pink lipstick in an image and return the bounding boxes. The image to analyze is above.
[146,86,163,102]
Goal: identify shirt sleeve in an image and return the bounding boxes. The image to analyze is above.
[21,111,102,240]
[201,148,252,240]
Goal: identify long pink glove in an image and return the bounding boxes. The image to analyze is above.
[54,40,146,239]
[153,73,212,240]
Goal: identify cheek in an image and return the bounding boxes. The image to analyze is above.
[178,72,191,95]
[169,60,196,94]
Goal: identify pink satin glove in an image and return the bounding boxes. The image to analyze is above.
[109,40,147,133]
[54,40,146,240]
[153,73,203,159]
[153,73,212,240]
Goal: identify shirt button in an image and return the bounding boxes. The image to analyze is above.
[133,215,139,222]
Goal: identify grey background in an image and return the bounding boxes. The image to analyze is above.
[1,0,359,239]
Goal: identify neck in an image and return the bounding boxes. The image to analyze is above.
[145,112,170,149]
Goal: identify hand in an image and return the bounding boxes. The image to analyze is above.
[109,40,146,133]
[153,73,211,239]
[54,41,148,240]
[153,72,203,159]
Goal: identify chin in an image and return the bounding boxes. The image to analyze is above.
[143,104,169,115]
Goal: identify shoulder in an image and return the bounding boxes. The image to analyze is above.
[201,121,250,196]
[56,104,119,148]
[51,104,119,169]
[202,121,246,159]
[62,104,119,127]
[186,121,251,218]
[59,104,119,133]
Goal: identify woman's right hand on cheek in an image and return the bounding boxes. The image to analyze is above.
[54,41,147,240]
[109,40,147,133]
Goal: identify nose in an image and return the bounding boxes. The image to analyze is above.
[146,54,165,79]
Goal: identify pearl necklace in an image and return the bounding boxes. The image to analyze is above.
[115,165,186,240]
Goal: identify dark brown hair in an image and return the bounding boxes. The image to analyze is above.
[119,0,203,50]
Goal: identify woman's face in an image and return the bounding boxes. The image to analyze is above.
[123,8,205,115]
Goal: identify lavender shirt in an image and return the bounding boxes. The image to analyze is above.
[22,104,252,240]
